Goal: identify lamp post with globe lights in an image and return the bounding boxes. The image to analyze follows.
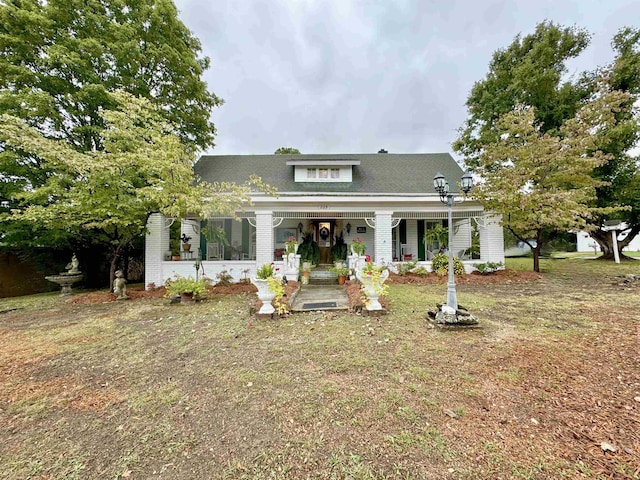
[433,171,474,311]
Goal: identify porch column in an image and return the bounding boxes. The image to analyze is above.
[255,211,274,266]
[145,213,170,289]
[374,211,393,265]
[479,214,505,264]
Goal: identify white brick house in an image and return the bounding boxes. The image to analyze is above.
[144,153,505,287]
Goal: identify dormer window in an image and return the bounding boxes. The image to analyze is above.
[288,159,359,183]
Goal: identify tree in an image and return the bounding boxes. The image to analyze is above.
[473,90,630,272]
[0,0,222,248]
[0,93,264,286]
[274,147,301,154]
[586,28,640,258]
[454,22,592,167]
[454,22,640,260]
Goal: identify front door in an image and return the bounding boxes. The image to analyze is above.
[316,220,334,264]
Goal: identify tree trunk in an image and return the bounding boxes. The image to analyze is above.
[109,244,124,290]
[591,225,639,260]
[532,230,544,273]
[532,245,541,272]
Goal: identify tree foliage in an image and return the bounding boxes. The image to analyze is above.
[473,90,631,271]
[274,147,301,154]
[0,93,265,284]
[455,22,640,260]
[0,0,222,249]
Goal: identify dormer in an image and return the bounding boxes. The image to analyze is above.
[286,159,360,183]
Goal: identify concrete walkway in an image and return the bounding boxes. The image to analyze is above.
[290,285,349,312]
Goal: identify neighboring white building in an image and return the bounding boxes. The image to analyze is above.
[576,228,640,253]
[144,152,505,287]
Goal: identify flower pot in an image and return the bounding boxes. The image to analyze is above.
[172,255,181,261]
[251,277,276,314]
[180,292,195,304]
[301,271,310,285]
[356,269,389,311]
[337,274,347,285]
[182,243,191,252]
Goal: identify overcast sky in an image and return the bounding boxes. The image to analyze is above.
[173,0,639,160]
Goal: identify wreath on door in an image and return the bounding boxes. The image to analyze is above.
[319,226,330,241]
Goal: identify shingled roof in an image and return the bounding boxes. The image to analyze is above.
[194,153,464,194]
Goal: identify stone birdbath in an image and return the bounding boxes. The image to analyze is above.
[45,254,83,295]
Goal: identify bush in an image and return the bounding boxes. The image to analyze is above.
[412,266,430,276]
[397,260,417,276]
[215,269,234,286]
[165,275,210,297]
[431,253,465,276]
[473,261,504,274]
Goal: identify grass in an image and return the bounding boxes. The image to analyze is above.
[1,257,639,479]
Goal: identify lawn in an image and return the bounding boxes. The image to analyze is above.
[1,258,639,479]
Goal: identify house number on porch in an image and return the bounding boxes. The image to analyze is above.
[318,205,328,209]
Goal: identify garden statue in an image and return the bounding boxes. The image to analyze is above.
[113,270,128,300]
[66,253,81,274]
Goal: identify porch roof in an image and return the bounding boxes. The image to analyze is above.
[195,153,464,194]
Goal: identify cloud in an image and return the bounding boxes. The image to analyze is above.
[174,0,640,157]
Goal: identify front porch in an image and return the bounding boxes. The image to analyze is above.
[145,210,505,288]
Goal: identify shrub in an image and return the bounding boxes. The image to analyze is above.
[397,260,417,276]
[165,275,210,297]
[412,266,430,276]
[215,269,234,286]
[431,253,465,276]
[473,261,504,274]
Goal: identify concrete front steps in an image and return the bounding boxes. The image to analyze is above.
[290,285,349,312]
[308,264,339,285]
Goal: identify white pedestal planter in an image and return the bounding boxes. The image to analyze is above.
[251,277,275,314]
[282,253,301,280]
[356,269,389,311]
[348,254,366,280]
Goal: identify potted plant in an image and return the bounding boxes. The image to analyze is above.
[202,223,230,251]
[180,233,192,252]
[350,237,366,256]
[424,225,448,253]
[331,232,348,262]
[165,275,210,304]
[284,235,299,255]
[170,238,181,260]
[356,260,389,310]
[298,231,320,265]
[251,263,277,314]
[330,264,350,285]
